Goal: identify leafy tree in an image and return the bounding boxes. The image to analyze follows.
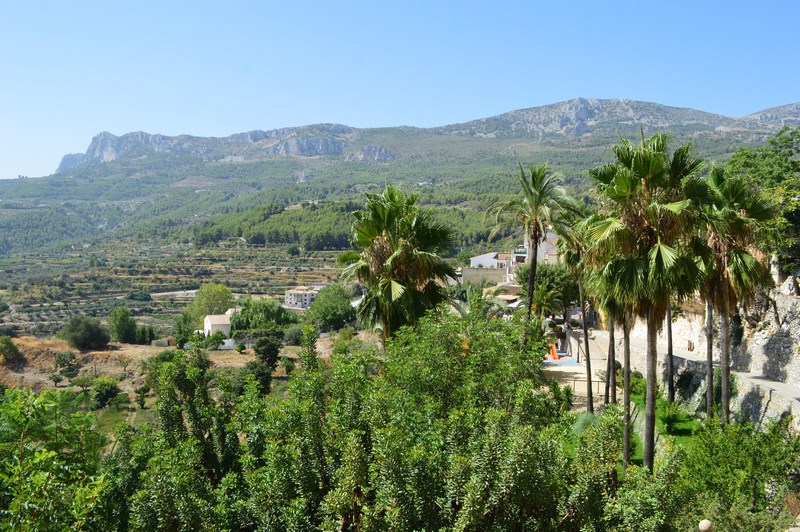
[233,296,297,330]
[90,377,120,409]
[589,133,704,471]
[187,283,235,323]
[135,385,150,409]
[727,126,800,273]
[71,375,95,394]
[173,310,195,348]
[108,306,137,343]
[134,325,155,345]
[54,349,76,370]
[485,162,572,321]
[129,440,217,530]
[516,262,578,317]
[0,389,107,529]
[341,185,455,343]
[59,315,110,350]
[140,349,180,389]
[284,324,304,346]
[49,373,63,387]
[0,298,8,313]
[116,355,133,374]
[245,333,283,393]
[253,334,281,367]
[0,335,23,365]
[304,284,356,331]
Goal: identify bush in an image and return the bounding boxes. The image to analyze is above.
[90,377,120,410]
[141,349,180,389]
[54,350,76,370]
[284,324,303,346]
[657,396,688,434]
[282,357,296,375]
[243,360,274,394]
[61,367,79,380]
[127,290,152,301]
[59,316,110,350]
[135,385,150,409]
[253,335,281,368]
[0,336,23,365]
[205,331,226,350]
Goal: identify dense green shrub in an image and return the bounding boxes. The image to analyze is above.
[90,377,121,410]
[59,316,110,350]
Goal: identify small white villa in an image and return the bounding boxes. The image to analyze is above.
[203,314,231,337]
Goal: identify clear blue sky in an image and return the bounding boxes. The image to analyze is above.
[1,0,798,179]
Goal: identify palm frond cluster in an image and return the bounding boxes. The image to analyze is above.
[341,185,455,342]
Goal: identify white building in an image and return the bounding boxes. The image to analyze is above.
[203,314,231,337]
[284,286,319,309]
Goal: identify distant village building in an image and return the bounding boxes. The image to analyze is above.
[463,233,560,286]
[204,314,231,337]
[284,286,319,310]
[536,231,559,266]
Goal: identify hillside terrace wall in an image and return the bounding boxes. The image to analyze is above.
[616,287,800,426]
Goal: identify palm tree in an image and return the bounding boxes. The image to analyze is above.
[341,185,455,344]
[556,205,596,414]
[589,133,704,471]
[485,162,572,321]
[530,283,563,318]
[695,166,773,423]
[587,248,636,465]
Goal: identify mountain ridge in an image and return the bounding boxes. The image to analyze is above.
[56,98,800,174]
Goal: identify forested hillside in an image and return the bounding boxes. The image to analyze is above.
[1,97,797,257]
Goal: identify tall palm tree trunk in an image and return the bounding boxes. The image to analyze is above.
[622,319,632,468]
[609,315,617,404]
[578,281,593,414]
[525,237,540,322]
[705,301,714,418]
[604,333,611,405]
[667,303,675,403]
[720,304,731,425]
[644,313,658,472]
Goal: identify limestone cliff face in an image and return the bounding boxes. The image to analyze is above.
[346,144,395,162]
[55,124,361,173]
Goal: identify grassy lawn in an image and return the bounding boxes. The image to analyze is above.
[94,396,159,436]
[628,375,702,449]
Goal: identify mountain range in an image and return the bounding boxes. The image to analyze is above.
[1,97,798,257]
[55,98,800,174]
